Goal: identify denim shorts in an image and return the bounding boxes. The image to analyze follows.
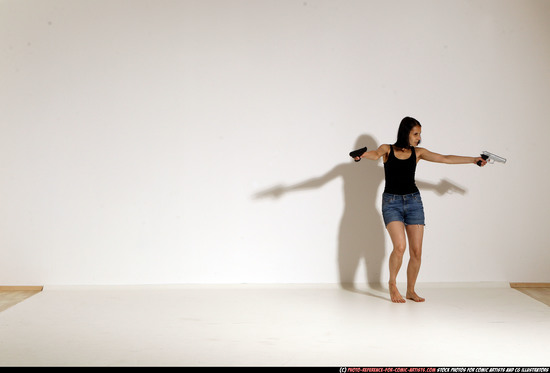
[382,192,425,226]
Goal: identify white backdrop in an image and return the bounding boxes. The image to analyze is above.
[1,0,549,285]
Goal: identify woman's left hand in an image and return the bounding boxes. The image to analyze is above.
[475,157,487,167]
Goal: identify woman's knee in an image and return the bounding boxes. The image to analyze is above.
[392,244,406,256]
[409,246,422,260]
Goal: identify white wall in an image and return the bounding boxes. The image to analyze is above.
[1,0,549,286]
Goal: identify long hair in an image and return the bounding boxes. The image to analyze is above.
[394,116,421,149]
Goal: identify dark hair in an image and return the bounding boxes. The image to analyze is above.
[394,116,421,149]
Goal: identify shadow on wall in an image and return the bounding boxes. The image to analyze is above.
[253,134,467,299]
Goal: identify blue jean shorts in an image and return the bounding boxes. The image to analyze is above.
[382,192,425,226]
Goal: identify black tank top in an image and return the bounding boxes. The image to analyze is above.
[383,145,419,195]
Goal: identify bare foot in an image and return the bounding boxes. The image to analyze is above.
[389,284,406,303]
[406,291,425,302]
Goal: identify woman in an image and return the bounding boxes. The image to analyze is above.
[353,117,487,303]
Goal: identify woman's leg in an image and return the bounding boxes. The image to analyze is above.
[386,221,407,303]
[405,224,425,302]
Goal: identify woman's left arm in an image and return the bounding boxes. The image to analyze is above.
[416,147,487,166]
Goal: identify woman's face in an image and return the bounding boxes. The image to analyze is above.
[409,125,422,147]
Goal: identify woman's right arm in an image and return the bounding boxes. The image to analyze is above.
[355,144,390,161]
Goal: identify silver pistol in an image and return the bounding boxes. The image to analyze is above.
[478,151,506,166]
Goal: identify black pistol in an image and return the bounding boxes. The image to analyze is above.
[349,147,367,162]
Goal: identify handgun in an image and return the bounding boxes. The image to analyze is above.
[349,147,367,162]
[477,151,507,166]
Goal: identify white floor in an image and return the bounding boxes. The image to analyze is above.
[0,283,549,367]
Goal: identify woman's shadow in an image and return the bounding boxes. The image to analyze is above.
[253,134,466,300]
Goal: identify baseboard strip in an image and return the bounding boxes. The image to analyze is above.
[510,283,550,288]
[0,286,44,291]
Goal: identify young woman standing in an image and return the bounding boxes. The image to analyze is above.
[353,117,487,303]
